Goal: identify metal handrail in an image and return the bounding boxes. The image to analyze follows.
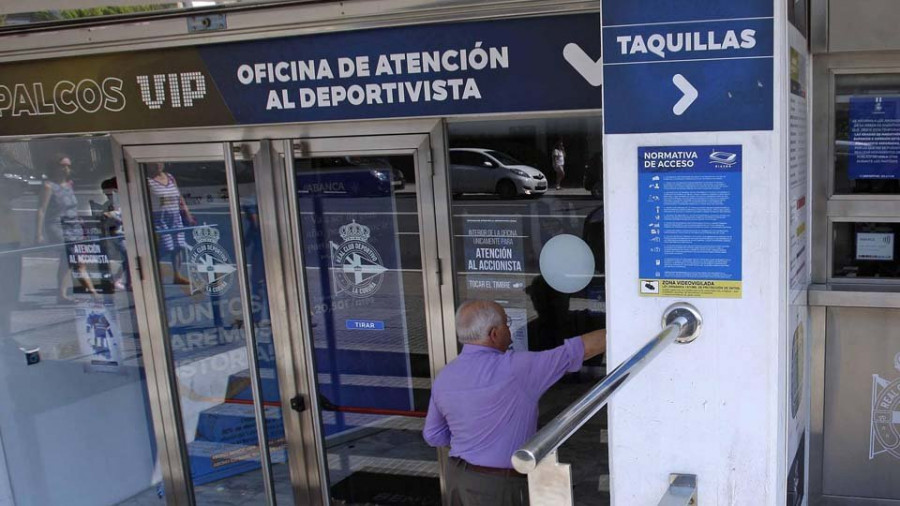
[512,303,702,474]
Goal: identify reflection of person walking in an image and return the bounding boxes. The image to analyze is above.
[35,154,98,303]
[146,162,195,285]
[100,177,130,290]
[552,140,566,190]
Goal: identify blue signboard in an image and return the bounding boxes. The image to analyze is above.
[849,96,900,179]
[638,145,742,298]
[197,14,604,124]
[602,1,774,134]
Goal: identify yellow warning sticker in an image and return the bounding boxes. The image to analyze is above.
[638,279,742,298]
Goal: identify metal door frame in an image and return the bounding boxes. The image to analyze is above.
[271,130,451,505]
[120,142,234,506]
[112,118,456,505]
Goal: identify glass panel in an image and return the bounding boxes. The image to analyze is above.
[293,153,440,505]
[834,74,900,194]
[0,137,164,505]
[447,115,608,505]
[142,156,276,504]
[232,146,295,504]
[832,221,900,278]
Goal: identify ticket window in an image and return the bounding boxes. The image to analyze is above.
[830,75,900,281]
[833,74,900,196]
[815,72,900,503]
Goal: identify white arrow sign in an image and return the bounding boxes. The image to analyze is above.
[563,43,603,87]
[672,74,698,116]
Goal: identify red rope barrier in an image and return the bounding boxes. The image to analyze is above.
[223,398,427,418]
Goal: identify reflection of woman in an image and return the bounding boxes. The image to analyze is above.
[552,140,566,190]
[35,154,97,302]
[146,162,195,284]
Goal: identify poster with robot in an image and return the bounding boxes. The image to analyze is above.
[76,301,123,373]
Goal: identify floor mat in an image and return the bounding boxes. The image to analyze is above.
[330,471,441,506]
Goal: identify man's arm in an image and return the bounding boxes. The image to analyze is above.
[581,329,606,361]
[511,327,607,398]
[422,396,450,447]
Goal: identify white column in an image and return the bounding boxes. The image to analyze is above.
[601,1,803,504]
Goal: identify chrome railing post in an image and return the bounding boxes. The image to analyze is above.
[512,302,703,504]
[527,451,573,505]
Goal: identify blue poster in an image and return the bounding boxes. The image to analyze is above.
[849,96,900,179]
[297,166,415,436]
[638,145,742,298]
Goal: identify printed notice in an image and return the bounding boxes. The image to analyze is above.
[857,232,894,261]
[849,96,900,179]
[506,307,529,352]
[638,145,742,298]
[76,301,123,373]
[463,218,524,274]
[788,44,810,294]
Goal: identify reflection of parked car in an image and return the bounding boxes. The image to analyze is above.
[297,156,395,197]
[449,148,547,198]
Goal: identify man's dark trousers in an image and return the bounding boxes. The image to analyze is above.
[446,457,529,506]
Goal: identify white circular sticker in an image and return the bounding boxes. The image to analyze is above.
[539,234,595,293]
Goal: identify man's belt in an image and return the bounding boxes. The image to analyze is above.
[450,456,525,478]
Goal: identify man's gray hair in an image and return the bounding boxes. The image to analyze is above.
[455,300,504,344]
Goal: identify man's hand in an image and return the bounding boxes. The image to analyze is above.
[581,329,606,361]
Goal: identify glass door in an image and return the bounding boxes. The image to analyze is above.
[122,143,295,505]
[275,134,447,506]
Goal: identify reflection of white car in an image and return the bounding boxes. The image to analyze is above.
[449,148,548,198]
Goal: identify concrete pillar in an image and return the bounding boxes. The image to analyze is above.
[602,1,811,504]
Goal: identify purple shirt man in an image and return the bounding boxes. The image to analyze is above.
[424,336,585,468]
[423,299,606,506]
